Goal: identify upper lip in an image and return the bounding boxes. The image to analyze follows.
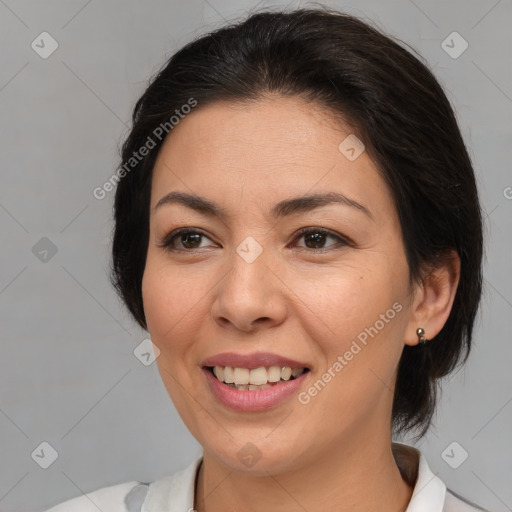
[201,352,310,370]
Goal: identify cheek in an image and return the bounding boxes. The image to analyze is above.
[290,261,408,408]
[141,258,209,414]
[141,256,210,347]
[321,274,406,381]
[287,261,403,349]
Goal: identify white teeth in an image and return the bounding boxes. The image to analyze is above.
[267,366,281,382]
[233,367,250,385]
[211,365,306,387]
[224,366,235,383]
[249,367,268,385]
[281,366,292,381]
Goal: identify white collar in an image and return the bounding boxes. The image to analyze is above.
[395,442,447,511]
[141,442,446,512]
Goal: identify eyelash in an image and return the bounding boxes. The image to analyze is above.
[157,226,353,253]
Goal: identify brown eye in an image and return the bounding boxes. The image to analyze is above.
[303,231,330,249]
[178,232,203,249]
[292,227,351,251]
[158,229,216,251]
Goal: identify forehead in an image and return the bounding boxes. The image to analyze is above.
[149,96,394,223]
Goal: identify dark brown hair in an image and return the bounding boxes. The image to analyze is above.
[110,6,483,439]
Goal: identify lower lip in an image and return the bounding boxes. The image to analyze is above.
[202,368,309,412]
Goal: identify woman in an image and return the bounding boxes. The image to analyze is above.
[45,6,490,512]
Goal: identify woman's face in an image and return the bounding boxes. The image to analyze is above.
[142,96,418,474]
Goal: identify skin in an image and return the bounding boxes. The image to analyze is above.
[141,95,460,512]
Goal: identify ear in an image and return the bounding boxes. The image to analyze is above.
[404,249,460,346]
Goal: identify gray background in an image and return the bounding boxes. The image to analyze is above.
[0,1,510,511]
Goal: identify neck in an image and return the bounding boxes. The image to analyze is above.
[194,431,415,512]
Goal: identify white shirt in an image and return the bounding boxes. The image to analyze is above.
[44,442,491,512]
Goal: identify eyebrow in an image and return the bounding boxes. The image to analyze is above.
[153,191,373,220]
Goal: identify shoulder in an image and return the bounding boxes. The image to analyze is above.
[392,442,494,512]
[43,480,149,512]
[444,488,494,512]
[43,455,203,512]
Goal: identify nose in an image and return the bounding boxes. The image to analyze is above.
[210,246,288,333]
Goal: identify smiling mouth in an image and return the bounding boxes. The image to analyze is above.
[205,365,310,391]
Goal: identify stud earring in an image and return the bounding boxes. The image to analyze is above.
[416,328,428,345]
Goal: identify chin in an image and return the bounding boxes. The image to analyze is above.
[202,434,308,477]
